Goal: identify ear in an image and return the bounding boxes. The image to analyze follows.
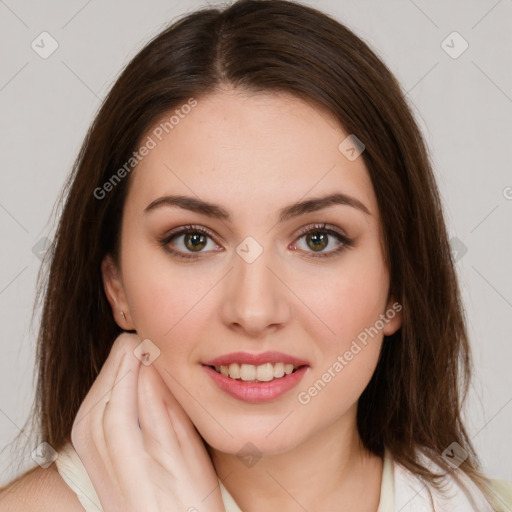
[382,295,403,336]
[101,254,135,330]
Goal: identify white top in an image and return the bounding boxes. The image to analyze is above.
[54,441,512,511]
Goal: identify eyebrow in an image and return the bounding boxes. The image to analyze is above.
[144,192,371,222]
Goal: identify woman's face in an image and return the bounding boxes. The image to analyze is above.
[102,88,402,456]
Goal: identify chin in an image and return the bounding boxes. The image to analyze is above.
[198,420,305,458]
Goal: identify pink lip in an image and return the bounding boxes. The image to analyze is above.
[202,351,310,367]
[202,364,309,403]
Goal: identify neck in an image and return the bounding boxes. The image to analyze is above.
[207,407,383,512]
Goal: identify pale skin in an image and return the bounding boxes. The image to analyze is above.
[81,87,402,511]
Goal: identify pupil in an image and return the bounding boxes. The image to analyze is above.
[185,233,206,251]
[308,232,327,251]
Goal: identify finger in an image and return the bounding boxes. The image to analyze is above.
[137,363,183,465]
[150,370,216,477]
[72,334,141,511]
[75,332,141,425]
[101,348,148,505]
[103,346,144,469]
[166,400,216,477]
[72,333,140,469]
[137,364,219,499]
[83,333,141,467]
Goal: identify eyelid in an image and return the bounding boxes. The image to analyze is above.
[162,224,218,241]
[294,222,348,239]
[158,222,353,259]
[161,222,347,242]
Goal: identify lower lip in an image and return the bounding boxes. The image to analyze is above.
[202,365,309,403]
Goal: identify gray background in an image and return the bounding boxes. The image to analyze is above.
[1,0,511,485]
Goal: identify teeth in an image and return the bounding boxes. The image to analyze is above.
[273,362,285,378]
[257,363,274,382]
[229,363,240,379]
[284,363,294,375]
[213,362,300,381]
[240,363,256,381]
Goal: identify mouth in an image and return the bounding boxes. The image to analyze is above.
[201,362,309,403]
[206,362,305,383]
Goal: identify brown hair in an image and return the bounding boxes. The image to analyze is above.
[2,0,498,506]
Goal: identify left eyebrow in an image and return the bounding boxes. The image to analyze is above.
[143,192,371,221]
[278,192,371,221]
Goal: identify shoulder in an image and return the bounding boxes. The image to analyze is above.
[486,478,512,511]
[0,463,84,512]
[392,448,512,512]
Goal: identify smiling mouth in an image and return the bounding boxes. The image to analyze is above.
[206,362,304,382]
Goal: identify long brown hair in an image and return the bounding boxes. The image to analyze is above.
[2,0,497,505]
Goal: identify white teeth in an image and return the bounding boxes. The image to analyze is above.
[214,362,301,381]
[256,363,274,382]
[240,363,256,381]
[284,363,294,375]
[229,363,240,379]
[273,362,285,378]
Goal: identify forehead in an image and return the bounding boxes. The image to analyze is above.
[126,89,376,220]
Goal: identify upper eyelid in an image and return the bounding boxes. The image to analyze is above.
[163,223,348,247]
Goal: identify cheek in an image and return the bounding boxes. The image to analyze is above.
[296,245,389,402]
[121,245,213,353]
[295,336,383,434]
[301,250,389,350]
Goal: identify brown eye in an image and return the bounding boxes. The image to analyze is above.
[305,231,329,252]
[159,225,220,260]
[293,223,354,259]
[183,232,208,252]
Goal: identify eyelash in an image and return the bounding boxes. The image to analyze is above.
[158,223,353,261]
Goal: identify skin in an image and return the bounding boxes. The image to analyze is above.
[101,86,402,511]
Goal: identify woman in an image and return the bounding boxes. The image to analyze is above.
[1,0,511,510]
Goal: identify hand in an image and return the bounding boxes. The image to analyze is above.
[71,332,225,512]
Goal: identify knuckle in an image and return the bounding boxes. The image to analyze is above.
[112,332,140,356]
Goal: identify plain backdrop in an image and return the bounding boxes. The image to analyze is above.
[1,0,511,486]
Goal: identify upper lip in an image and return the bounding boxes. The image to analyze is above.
[203,351,310,367]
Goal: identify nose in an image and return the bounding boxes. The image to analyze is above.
[219,244,292,338]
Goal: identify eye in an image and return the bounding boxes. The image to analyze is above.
[158,223,353,261]
[291,223,353,259]
[158,225,221,260]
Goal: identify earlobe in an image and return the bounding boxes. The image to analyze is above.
[101,254,134,330]
[382,297,403,336]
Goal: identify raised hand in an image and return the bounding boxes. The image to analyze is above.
[71,332,225,512]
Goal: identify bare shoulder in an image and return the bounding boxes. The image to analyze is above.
[0,463,84,511]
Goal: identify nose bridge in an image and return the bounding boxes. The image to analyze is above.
[220,235,290,334]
